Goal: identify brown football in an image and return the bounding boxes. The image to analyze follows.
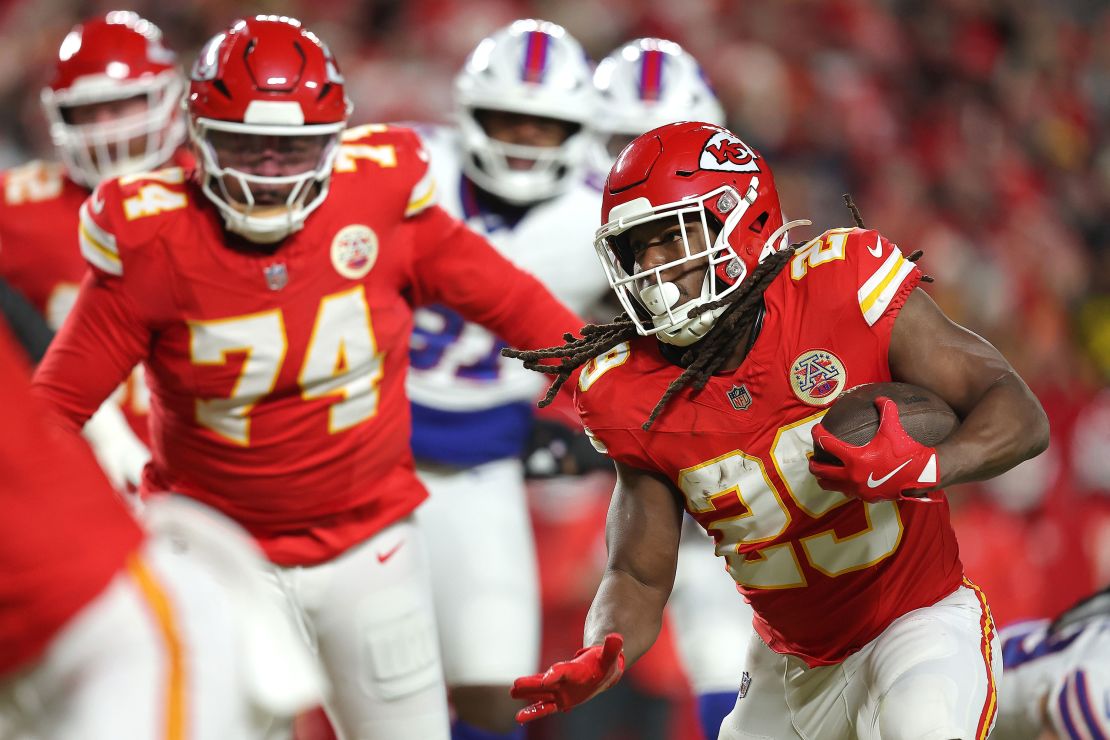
[812,382,959,464]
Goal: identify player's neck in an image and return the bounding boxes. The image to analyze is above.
[465,176,537,228]
[658,303,766,374]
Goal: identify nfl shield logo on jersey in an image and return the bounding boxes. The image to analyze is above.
[738,671,751,699]
[727,384,752,411]
[790,349,846,406]
[263,262,288,291]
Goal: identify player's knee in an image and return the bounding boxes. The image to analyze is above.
[450,685,522,735]
[876,673,968,740]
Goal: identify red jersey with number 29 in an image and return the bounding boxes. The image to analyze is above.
[575,228,965,667]
[34,124,582,566]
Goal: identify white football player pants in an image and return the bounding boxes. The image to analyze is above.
[719,583,1001,740]
[268,516,449,740]
[0,533,309,740]
[416,458,541,686]
[669,517,754,695]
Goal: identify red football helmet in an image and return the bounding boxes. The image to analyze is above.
[594,121,794,346]
[188,16,352,243]
[40,11,184,188]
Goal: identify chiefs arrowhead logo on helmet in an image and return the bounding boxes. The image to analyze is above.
[700,131,760,173]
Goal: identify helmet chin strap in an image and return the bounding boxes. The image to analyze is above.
[640,272,727,347]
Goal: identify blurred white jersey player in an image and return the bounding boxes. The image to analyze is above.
[406,19,605,739]
[592,37,754,740]
[993,586,1110,740]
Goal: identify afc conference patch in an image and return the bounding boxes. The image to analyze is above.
[789,349,846,406]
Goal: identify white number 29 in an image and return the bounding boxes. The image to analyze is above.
[678,413,903,589]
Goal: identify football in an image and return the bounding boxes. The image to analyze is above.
[812,382,959,464]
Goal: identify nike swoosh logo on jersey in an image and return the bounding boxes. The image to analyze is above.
[376,541,404,564]
[90,189,105,214]
[868,240,883,258]
[866,459,913,488]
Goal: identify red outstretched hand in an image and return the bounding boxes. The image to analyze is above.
[510,633,625,723]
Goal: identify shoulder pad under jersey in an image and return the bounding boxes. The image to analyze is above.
[334,123,437,217]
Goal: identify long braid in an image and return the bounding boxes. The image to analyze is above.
[502,315,641,407]
[503,244,798,429]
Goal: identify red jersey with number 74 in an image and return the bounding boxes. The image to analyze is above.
[574,227,965,666]
[34,124,582,566]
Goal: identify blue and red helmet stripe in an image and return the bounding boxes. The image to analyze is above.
[639,49,665,102]
[521,30,550,83]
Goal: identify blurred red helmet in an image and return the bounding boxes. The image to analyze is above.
[593,121,790,346]
[41,11,184,187]
[187,16,352,243]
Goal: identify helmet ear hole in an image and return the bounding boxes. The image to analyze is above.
[749,211,769,233]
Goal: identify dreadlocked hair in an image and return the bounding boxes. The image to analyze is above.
[842,192,933,282]
[502,245,798,431]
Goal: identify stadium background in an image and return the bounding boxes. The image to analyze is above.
[1,0,1108,737]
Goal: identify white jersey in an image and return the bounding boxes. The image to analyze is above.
[993,589,1110,740]
[407,125,606,466]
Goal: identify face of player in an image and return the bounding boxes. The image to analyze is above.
[474,109,578,169]
[62,95,150,161]
[624,214,720,307]
[206,131,333,213]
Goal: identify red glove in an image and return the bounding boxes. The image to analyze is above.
[809,397,940,502]
[510,633,625,723]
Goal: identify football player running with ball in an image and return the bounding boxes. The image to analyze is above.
[591,37,756,740]
[33,16,582,740]
[505,121,1048,739]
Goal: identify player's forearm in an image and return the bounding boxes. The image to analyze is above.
[934,372,1049,488]
[583,566,670,665]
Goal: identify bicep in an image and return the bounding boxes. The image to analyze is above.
[605,460,684,593]
[888,288,1017,417]
[33,274,149,428]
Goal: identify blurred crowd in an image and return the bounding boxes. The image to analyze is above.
[2,0,1108,738]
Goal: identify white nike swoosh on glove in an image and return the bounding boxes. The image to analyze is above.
[866,459,913,488]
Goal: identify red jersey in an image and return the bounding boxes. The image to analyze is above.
[575,228,964,666]
[0,321,143,676]
[34,124,582,566]
[0,160,87,326]
[0,158,183,439]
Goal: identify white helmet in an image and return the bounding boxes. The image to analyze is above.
[592,38,725,171]
[41,12,185,189]
[454,19,597,205]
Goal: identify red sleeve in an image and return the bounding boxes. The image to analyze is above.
[32,271,150,432]
[407,204,584,352]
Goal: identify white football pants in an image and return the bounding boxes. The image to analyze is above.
[416,458,541,686]
[268,516,449,740]
[719,583,1001,740]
